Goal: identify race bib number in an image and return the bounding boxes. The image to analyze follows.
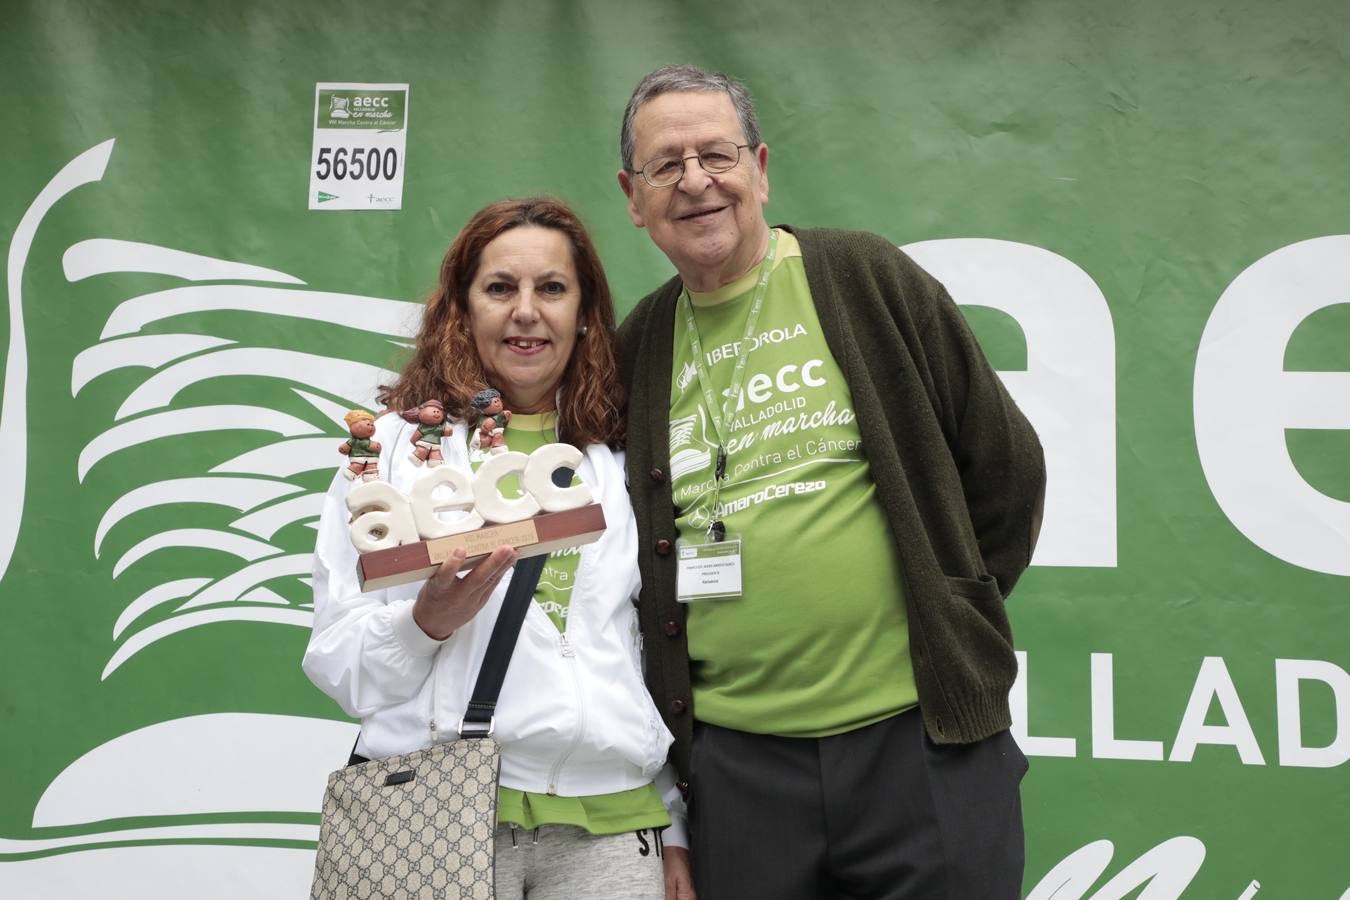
[308,82,409,211]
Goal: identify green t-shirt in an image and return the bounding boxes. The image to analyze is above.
[669,230,918,737]
[470,412,669,834]
[495,783,667,835]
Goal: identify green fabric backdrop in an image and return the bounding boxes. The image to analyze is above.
[2,1,1346,896]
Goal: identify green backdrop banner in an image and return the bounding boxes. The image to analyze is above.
[2,1,1347,897]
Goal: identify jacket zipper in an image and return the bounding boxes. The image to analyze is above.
[429,642,443,744]
[546,632,585,794]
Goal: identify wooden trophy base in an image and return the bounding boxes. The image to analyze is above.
[356,504,606,591]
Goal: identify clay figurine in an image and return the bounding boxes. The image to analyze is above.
[338,410,382,481]
[471,388,512,456]
[403,399,448,467]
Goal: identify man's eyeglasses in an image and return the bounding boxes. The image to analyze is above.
[634,142,753,188]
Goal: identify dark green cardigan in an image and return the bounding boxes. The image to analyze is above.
[618,226,1046,780]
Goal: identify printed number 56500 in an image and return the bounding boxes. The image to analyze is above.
[315,147,399,181]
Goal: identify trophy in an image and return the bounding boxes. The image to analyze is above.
[345,442,605,591]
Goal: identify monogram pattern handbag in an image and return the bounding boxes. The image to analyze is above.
[310,552,550,899]
[311,738,500,899]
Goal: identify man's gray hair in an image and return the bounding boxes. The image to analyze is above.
[619,64,763,173]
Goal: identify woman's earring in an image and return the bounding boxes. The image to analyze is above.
[577,324,589,337]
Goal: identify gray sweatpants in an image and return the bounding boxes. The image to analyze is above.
[492,823,665,900]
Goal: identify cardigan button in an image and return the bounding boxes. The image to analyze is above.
[655,539,673,556]
[662,619,682,637]
[670,698,688,715]
[649,466,666,483]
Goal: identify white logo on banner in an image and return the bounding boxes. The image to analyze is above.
[0,138,416,891]
[1194,236,1350,576]
[1011,651,1349,768]
[1024,836,1246,900]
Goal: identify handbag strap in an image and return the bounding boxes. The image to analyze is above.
[458,552,545,737]
[459,464,573,738]
[345,554,546,764]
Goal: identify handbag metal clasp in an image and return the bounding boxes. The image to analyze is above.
[457,715,495,738]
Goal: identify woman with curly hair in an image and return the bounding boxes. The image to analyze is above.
[305,198,692,899]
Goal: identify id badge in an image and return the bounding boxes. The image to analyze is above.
[676,534,743,602]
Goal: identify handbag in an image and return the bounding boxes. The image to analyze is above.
[310,552,549,900]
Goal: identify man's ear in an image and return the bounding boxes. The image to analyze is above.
[617,169,645,228]
[755,143,770,207]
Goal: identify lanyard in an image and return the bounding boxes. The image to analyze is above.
[677,229,779,538]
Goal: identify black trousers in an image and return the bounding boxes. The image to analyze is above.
[688,707,1027,900]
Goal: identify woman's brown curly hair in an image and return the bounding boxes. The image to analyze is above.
[379,198,625,447]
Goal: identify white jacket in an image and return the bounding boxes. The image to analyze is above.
[304,413,682,835]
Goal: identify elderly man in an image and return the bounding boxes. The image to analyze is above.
[615,65,1046,900]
